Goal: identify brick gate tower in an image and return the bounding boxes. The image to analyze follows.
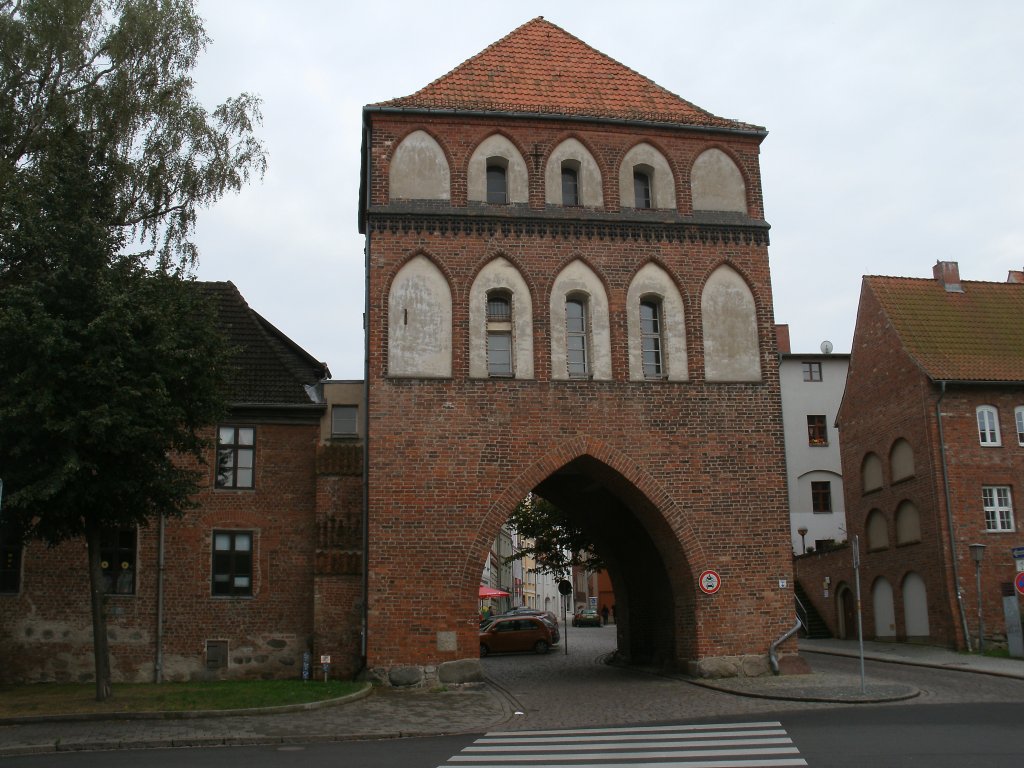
[359,18,796,680]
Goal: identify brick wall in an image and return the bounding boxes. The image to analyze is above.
[364,112,794,675]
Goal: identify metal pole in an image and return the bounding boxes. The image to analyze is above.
[853,535,866,694]
[975,559,984,654]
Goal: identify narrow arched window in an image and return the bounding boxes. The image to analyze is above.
[640,300,663,379]
[977,405,1001,446]
[486,160,508,204]
[486,290,513,377]
[565,298,589,378]
[633,168,652,209]
[561,163,579,206]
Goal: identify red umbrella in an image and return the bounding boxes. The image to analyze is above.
[479,585,510,598]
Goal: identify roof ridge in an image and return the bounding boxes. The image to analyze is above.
[370,17,759,131]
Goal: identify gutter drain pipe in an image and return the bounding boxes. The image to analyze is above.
[769,616,804,675]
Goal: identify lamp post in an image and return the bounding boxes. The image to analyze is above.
[968,543,986,654]
[797,527,808,555]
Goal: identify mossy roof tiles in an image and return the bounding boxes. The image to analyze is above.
[372,17,761,132]
[196,281,328,406]
[867,276,1024,383]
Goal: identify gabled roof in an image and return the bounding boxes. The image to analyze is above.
[866,275,1024,383]
[370,17,761,133]
[195,282,329,406]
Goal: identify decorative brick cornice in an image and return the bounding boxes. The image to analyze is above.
[365,209,770,247]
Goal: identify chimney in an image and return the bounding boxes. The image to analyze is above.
[933,261,963,293]
[775,324,791,354]
[1008,269,1024,284]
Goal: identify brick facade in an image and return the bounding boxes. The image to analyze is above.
[361,20,795,677]
[795,270,1024,649]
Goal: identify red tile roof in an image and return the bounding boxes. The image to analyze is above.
[372,17,761,132]
[866,275,1024,382]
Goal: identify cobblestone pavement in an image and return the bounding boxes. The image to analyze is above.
[1,624,1021,756]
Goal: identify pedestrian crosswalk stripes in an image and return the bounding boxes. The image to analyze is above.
[439,721,808,767]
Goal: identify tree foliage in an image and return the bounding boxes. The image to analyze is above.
[506,495,605,579]
[0,0,265,700]
[0,0,266,270]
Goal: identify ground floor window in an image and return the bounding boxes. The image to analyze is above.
[212,530,253,596]
[982,486,1014,532]
[0,527,22,594]
[100,528,137,595]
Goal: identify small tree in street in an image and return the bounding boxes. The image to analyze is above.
[506,494,606,579]
[0,0,266,701]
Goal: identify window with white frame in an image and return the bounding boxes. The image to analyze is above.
[486,290,514,377]
[640,299,663,379]
[565,297,590,378]
[977,406,1001,446]
[982,486,1014,532]
[1016,406,1024,445]
[633,167,653,209]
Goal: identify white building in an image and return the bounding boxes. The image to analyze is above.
[777,326,849,555]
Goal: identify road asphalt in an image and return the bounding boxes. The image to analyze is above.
[0,637,1020,757]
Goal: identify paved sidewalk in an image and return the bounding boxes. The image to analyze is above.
[0,638,1019,757]
[800,637,1024,679]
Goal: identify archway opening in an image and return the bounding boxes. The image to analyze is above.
[482,454,696,670]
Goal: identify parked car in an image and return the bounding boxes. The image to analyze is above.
[572,608,602,627]
[480,615,556,656]
[498,607,560,642]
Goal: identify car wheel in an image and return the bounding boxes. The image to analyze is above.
[480,643,489,657]
[533,639,549,654]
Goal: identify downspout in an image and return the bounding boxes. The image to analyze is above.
[769,615,804,675]
[937,381,973,651]
[154,513,165,683]
[360,114,372,669]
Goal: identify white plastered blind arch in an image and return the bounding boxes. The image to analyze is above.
[545,138,603,207]
[618,143,675,210]
[691,148,747,213]
[468,135,528,204]
[626,263,688,381]
[388,130,451,201]
[701,265,761,381]
[387,255,452,378]
[549,260,611,380]
[468,257,534,379]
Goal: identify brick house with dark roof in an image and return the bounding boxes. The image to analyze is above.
[0,282,365,683]
[795,262,1024,651]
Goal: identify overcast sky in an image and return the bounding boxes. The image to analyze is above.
[189,1,1024,379]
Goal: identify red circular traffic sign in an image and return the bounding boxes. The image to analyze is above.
[1015,571,1024,596]
[699,570,722,595]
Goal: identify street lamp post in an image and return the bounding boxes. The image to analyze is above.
[797,526,808,555]
[968,543,986,654]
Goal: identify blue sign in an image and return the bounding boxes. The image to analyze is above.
[1012,546,1024,559]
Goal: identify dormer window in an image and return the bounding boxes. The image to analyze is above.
[633,167,652,209]
[486,158,508,204]
[561,162,579,206]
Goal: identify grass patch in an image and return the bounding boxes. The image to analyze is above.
[0,679,365,718]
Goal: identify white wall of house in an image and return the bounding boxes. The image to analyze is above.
[779,348,850,554]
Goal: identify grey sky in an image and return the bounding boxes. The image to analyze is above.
[190,1,1024,378]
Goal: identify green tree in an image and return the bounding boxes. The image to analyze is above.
[0,0,265,700]
[506,495,606,579]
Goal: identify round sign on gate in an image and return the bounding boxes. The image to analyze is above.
[699,570,722,595]
[1015,571,1024,596]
